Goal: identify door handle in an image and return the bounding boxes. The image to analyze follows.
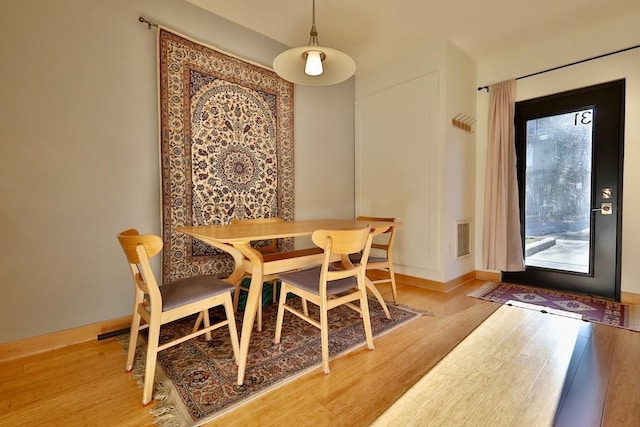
[592,202,613,215]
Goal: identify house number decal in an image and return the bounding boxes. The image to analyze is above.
[574,110,592,126]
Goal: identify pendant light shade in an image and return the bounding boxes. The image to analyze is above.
[304,50,324,76]
[273,0,355,86]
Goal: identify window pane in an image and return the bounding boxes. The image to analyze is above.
[524,109,593,273]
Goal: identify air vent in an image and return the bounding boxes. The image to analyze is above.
[456,220,471,259]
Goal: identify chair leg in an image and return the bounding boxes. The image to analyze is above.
[359,280,375,351]
[142,321,161,406]
[320,299,330,374]
[272,280,279,304]
[192,312,204,334]
[274,283,288,344]
[222,293,240,364]
[256,295,263,332]
[388,264,399,305]
[126,308,142,372]
[302,298,309,316]
[202,309,212,341]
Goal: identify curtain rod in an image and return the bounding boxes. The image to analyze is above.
[138,16,158,29]
[477,43,640,91]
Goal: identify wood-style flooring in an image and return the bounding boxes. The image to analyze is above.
[372,303,639,426]
[1,279,639,426]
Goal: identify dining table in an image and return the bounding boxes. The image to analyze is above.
[177,218,397,385]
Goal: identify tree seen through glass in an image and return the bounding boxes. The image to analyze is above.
[524,109,593,273]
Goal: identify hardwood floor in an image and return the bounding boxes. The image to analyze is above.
[374,304,589,426]
[554,321,640,426]
[1,279,639,426]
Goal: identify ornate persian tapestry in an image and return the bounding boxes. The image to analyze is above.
[158,29,295,283]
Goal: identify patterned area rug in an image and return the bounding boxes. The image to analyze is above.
[123,298,428,426]
[469,282,640,331]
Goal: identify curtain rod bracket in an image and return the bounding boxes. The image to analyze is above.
[138,16,158,29]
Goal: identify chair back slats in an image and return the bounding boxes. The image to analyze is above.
[133,242,161,304]
[357,216,395,234]
[132,271,150,296]
[313,228,374,294]
[355,215,399,304]
[117,229,163,264]
[117,230,162,301]
[312,228,370,256]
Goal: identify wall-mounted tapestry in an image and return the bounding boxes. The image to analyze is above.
[158,28,295,283]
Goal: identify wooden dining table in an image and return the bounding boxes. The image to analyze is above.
[177,218,397,385]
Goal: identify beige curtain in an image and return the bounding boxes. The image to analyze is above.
[482,80,525,272]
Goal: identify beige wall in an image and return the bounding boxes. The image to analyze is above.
[0,0,355,343]
[475,10,640,294]
[4,0,636,345]
[292,81,356,249]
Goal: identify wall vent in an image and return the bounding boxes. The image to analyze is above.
[456,220,471,260]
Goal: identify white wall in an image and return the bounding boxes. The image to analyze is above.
[0,0,355,343]
[475,10,640,294]
[441,41,476,282]
[355,73,440,279]
[354,40,477,283]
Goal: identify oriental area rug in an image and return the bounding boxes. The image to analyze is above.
[469,281,640,331]
[122,298,427,426]
[158,28,295,284]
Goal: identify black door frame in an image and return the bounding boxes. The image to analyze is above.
[503,79,625,301]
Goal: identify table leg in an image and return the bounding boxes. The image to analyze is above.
[233,242,264,385]
[187,240,246,333]
[338,254,391,319]
[365,277,391,319]
[363,226,392,318]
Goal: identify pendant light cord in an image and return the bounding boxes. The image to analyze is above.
[308,0,319,46]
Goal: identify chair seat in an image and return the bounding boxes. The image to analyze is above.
[161,276,235,312]
[278,267,358,296]
[349,253,388,264]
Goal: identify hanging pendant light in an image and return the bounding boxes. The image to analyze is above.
[273,0,355,86]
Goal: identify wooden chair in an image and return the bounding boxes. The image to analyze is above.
[274,227,375,374]
[230,217,283,332]
[352,216,399,304]
[117,229,239,405]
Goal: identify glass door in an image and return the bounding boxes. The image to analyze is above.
[503,80,624,300]
[523,109,593,274]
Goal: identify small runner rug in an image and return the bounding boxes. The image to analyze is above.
[469,281,640,331]
[122,298,428,426]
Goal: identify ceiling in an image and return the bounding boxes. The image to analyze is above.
[186,0,640,75]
